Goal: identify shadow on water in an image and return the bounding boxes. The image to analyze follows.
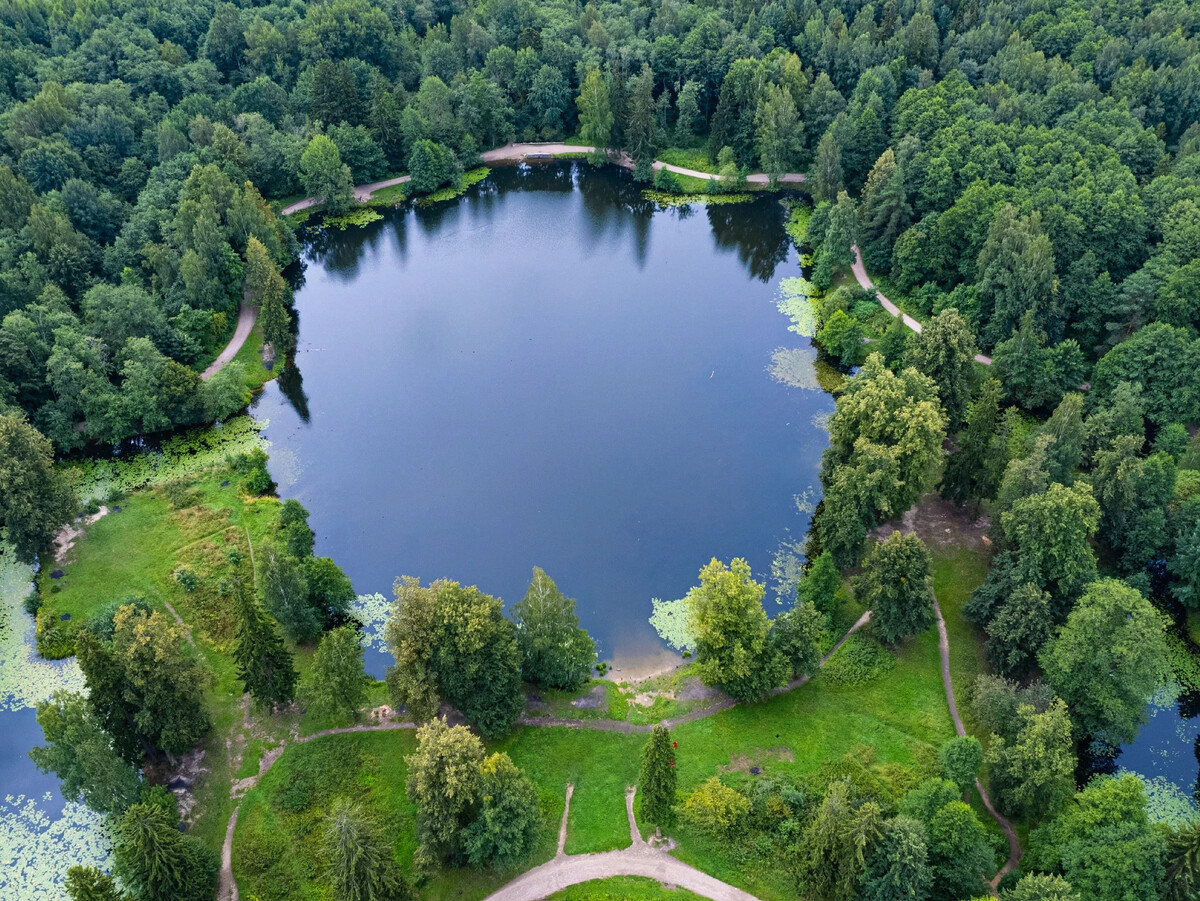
[1078,598,1200,802]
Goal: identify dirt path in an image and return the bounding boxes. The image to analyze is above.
[931,596,1022,887]
[849,246,993,366]
[202,300,257,380]
[280,143,806,217]
[481,784,761,901]
[217,610,869,899]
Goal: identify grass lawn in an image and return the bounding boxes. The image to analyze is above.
[656,146,716,173]
[930,545,990,735]
[545,877,709,901]
[232,321,276,392]
[369,181,409,204]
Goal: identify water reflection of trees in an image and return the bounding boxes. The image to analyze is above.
[297,162,791,286]
[276,359,311,423]
[707,199,790,282]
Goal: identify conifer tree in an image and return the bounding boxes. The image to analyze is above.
[233,588,298,708]
[626,63,657,180]
[941,378,1004,511]
[65,867,127,901]
[113,803,218,901]
[323,799,410,901]
[638,724,677,829]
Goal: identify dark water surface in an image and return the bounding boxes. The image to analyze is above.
[254,163,833,674]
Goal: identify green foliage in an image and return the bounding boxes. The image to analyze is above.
[907,308,979,429]
[303,626,366,723]
[859,815,933,901]
[1001,874,1080,901]
[404,718,483,872]
[937,736,982,796]
[819,354,946,566]
[819,633,895,687]
[512,567,596,691]
[686,557,784,700]
[798,551,842,621]
[638,725,677,829]
[233,590,297,708]
[985,699,1076,822]
[0,414,77,563]
[942,379,1006,509]
[301,134,354,213]
[1040,579,1170,743]
[1029,774,1167,901]
[30,690,143,816]
[856,532,935,646]
[113,802,218,901]
[385,576,523,738]
[321,799,409,901]
[679,777,749,841]
[65,867,127,901]
[463,752,540,869]
[770,600,824,680]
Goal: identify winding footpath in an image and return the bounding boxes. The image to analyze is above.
[202,300,257,381]
[849,246,993,365]
[280,142,806,217]
[930,597,1022,888]
[482,785,761,901]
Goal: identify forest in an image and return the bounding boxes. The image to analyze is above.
[2,1,1200,901]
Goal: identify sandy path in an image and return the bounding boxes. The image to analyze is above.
[481,784,761,901]
[850,246,994,366]
[280,143,806,217]
[931,596,1022,888]
[218,610,869,899]
[202,301,257,380]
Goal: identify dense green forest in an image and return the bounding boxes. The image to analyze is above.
[0,0,1199,458]
[4,1,1200,899]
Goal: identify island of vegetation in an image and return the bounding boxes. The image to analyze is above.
[1,2,1200,901]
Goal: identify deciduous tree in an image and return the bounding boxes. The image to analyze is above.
[856,532,935,645]
[511,567,596,690]
[1040,579,1170,742]
[463,753,540,869]
[0,413,77,563]
[304,625,365,723]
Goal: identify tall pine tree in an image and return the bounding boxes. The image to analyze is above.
[638,724,677,830]
[233,588,298,708]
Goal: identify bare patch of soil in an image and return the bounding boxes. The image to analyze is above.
[52,506,109,562]
[869,493,993,552]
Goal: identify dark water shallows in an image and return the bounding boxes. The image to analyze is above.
[254,163,832,675]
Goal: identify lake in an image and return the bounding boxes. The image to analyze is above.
[253,162,833,677]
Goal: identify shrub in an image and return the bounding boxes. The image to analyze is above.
[680,777,750,840]
[653,168,683,193]
[24,590,42,615]
[820,633,895,686]
[174,568,200,591]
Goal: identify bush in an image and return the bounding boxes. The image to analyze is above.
[653,168,683,193]
[242,465,271,495]
[820,633,895,686]
[23,591,42,615]
[163,480,194,509]
[174,567,200,591]
[85,596,153,641]
[680,777,750,841]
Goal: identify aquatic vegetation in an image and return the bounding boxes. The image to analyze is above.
[0,797,111,901]
[65,417,268,503]
[784,203,811,248]
[775,277,816,338]
[649,597,694,653]
[770,539,806,606]
[323,208,383,230]
[642,190,753,207]
[417,167,490,206]
[0,546,86,711]
[352,593,390,652]
[767,346,821,390]
[1126,771,1198,827]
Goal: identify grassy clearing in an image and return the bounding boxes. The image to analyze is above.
[232,321,276,392]
[930,545,990,733]
[545,877,709,901]
[368,180,409,204]
[656,146,716,173]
